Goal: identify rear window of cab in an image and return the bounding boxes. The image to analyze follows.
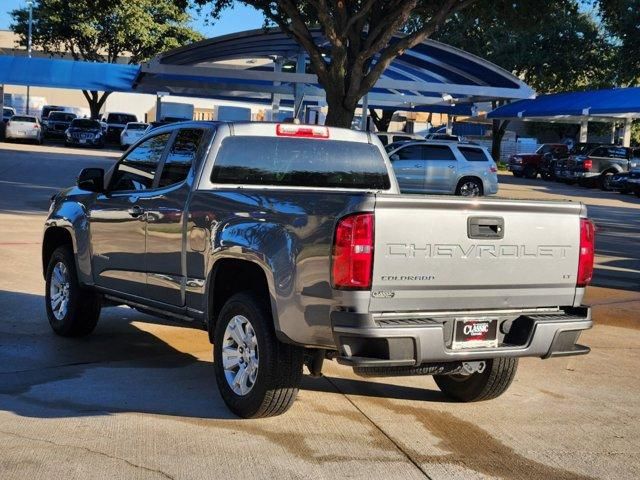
[211,136,391,190]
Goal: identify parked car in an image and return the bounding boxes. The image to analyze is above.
[3,106,16,123]
[120,122,149,149]
[425,132,462,142]
[568,145,640,190]
[42,121,594,418]
[40,105,67,122]
[4,115,42,144]
[376,131,424,146]
[508,144,569,179]
[625,165,640,197]
[102,112,138,142]
[64,118,105,148]
[44,111,77,139]
[387,140,498,196]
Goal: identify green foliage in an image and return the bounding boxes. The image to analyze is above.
[598,0,640,86]
[10,0,203,64]
[431,0,614,92]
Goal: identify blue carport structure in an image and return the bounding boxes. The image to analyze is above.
[0,56,140,92]
[0,28,535,127]
[488,88,640,147]
[135,28,535,128]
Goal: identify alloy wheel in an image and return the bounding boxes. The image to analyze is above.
[222,315,259,396]
[50,262,70,320]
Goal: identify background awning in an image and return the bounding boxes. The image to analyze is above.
[0,56,140,92]
[488,87,640,121]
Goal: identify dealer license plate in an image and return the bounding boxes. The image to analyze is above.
[80,139,87,144]
[452,318,498,350]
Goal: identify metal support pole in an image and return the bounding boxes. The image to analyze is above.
[26,1,33,115]
[446,116,453,135]
[622,118,632,147]
[360,94,369,131]
[271,58,283,121]
[611,122,617,144]
[156,94,162,122]
[293,53,306,122]
[579,119,588,143]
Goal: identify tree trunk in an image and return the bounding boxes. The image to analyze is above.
[369,109,395,132]
[324,101,356,128]
[82,90,111,119]
[492,119,510,162]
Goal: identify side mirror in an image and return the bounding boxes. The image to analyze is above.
[390,154,400,162]
[77,168,104,192]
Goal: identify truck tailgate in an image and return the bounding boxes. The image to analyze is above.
[370,194,583,312]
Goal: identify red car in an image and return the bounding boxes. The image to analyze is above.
[508,143,569,179]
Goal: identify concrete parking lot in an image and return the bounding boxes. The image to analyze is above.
[0,142,638,479]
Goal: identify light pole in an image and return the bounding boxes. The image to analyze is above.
[26,0,34,115]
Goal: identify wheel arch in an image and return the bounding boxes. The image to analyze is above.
[455,175,485,195]
[205,256,280,344]
[42,226,75,279]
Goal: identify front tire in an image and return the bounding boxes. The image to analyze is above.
[434,358,518,402]
[45,246,101,337]
[213,292,304,418]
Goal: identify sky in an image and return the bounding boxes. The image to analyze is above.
[0,0,265,37]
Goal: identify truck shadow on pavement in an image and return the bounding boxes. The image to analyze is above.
[0,290,445,421]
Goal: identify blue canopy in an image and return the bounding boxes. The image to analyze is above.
[488,87,640,120]
[0,56,139,92]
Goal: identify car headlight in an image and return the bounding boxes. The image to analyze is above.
[513,156,522,163]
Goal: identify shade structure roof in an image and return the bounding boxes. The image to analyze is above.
[136,28,534,112]
[488,87,640,123]
[0,55,140,92]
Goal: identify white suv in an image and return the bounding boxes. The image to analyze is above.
[387,140,499,197]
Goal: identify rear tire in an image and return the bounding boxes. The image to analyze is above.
[45,246,101,337]
[455,178,483,197]
[213,292,304,418]
[434,357,518,402]
[523,165,537,179]
[512,171,522,178]
[600,172,615,191]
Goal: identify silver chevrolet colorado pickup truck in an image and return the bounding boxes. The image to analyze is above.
[43,121,595,418]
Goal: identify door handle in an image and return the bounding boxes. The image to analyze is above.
[414,164,422,168]
[448,165,455,169]
[128,205,145,218]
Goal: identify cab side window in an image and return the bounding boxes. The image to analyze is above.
[422,145,456,161]
[459,147,489,162]
[396,145,423,160]
[110,133,171,192]
[158,128,205,187]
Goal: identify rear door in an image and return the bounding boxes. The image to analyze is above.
[423,144,458,193]
[144,127,208,305]
[370,195,582,312]
[389,144,426,193]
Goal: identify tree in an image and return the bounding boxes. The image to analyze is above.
[11,0,202,118]
[369,108,395,132]
[431,0,614,159]
[599,0,640,87]
[194,1,479,128]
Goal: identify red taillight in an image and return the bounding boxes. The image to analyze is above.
[583,159,593,171]
[490,166,498,173]
[332,213,374,290]
[276,124,329,138]
[577,218,595,287]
